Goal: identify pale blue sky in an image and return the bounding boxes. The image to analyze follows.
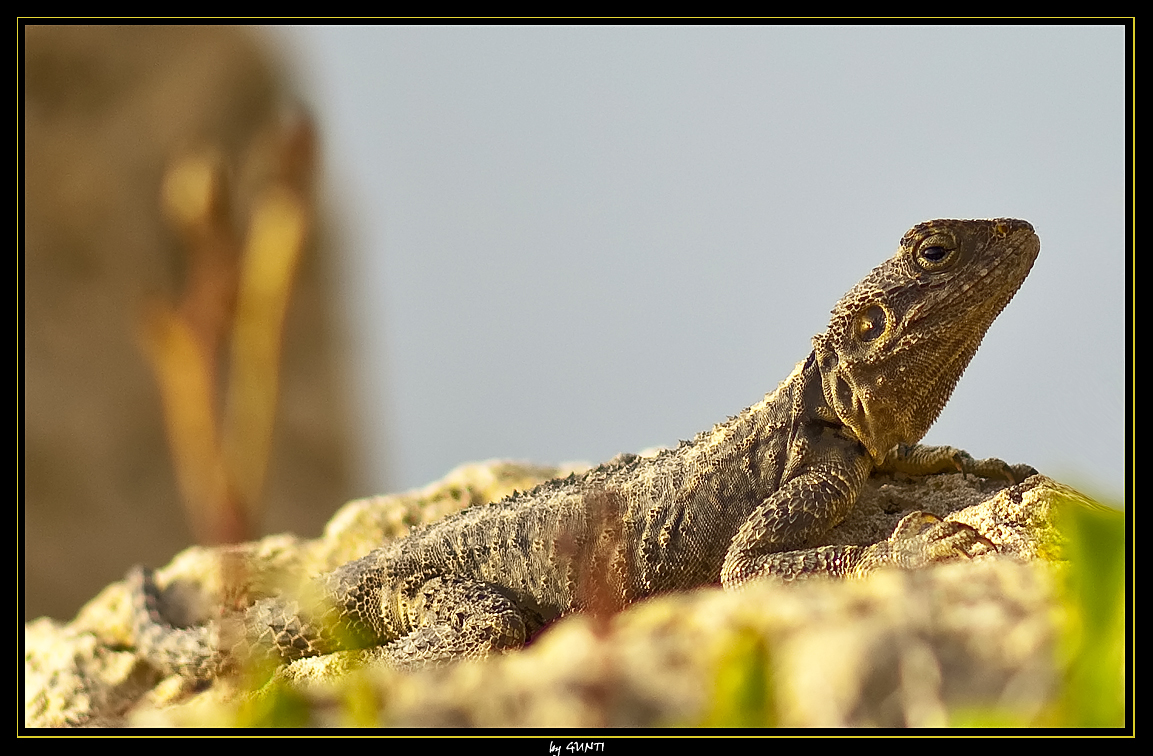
[268,25,1126,502]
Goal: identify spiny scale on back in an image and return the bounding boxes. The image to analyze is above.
[130,218,1039,677]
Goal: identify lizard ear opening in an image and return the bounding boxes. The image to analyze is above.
[854,304,887,343]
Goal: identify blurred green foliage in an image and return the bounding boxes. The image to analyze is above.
[1050,492,1127,728]
[701,626,777,728]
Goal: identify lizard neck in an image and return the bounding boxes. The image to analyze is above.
[660,350,841,512]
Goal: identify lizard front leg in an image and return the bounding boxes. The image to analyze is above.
[729,509,996,586]
[720,444,998,587]
[877,443,1037,484]
[720,448,873,588]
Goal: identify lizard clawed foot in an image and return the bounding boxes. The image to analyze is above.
[954,453,1038,485]
[878,510,997,569]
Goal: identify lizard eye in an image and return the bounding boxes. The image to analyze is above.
[855,305,887,342]
[915,232,958,271]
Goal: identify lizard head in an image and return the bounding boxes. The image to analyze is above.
[812,218,1040,464]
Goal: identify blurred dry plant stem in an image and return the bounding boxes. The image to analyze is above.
[141,111,316,545]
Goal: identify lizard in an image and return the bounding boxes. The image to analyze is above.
[130,217,1040,679]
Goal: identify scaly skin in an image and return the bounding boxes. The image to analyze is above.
[131,218,1040,677]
